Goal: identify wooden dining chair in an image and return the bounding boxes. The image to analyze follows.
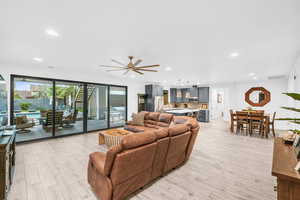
[229,109,237,132]
[249,112,265,137]
[236,111,250,135]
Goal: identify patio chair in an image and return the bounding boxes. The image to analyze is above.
[15,116,35,133]
[62,109,78,128]
[42,111,63,132]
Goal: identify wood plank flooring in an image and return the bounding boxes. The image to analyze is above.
[8,120,277,200]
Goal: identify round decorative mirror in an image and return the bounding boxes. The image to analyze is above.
[245,87,271,107]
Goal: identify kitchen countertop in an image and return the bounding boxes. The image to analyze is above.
[164,108,204,114]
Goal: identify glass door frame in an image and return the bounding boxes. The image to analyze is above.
[10,74,128,143]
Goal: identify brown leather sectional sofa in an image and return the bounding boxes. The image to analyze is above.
[88,112,199,200]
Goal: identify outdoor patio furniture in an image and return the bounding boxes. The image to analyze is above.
[15,116,34,133]
[1,116,8,126]
[62,109,78,128]
[42,111,63,132]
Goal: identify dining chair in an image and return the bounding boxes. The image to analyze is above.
[229,109,237,132]
[249,112,265,137]
[236,111,250,135]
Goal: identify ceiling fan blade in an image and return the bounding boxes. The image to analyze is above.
[133,59,142,66]
[133,70,144,75]
[135,65,160,69]
[136,69,158,72]
[106,69,128,72]
[99,65,127,69]
[111,59,126,66]
[123,70,130,75]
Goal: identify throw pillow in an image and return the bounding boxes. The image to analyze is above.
[131,112,145,126]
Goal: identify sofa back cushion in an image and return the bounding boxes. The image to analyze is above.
[151,128,170,179]
[164,124,191,173]
[121,131,156,150]
[173,116,199,129]
[158,113,173,124]
[168,124,190,136]
[110,142,157,186]
[147,112,160,121]
[172,116,200,161]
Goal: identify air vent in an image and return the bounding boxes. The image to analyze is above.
[267,75,286,80]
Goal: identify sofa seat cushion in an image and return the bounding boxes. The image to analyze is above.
[124,125,144,132]
[156,122,169,128]
[124,125,157,133]
[144,120,157,125]
[145,123,160,129]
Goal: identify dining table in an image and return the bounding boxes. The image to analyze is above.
[232,111,270,137]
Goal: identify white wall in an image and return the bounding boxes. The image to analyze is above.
[210,78,290,130]
[0,64,144,122]
[286,56,300,131]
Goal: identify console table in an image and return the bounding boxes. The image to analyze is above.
[272,138,300,200]
[0,131,16,200]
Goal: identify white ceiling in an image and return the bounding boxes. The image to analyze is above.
[0,0,300,85]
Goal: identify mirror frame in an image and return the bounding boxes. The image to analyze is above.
[245,87,271,107]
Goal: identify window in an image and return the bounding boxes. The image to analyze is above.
[11,75,127,142]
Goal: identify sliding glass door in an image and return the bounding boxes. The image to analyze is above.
[11,75,127,142]
[55,81,84,136]
[109,86,126,127]
[0,79,8,127]
[13,77,53,142]
[87,84,108,131]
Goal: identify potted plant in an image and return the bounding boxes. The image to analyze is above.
[277,93,300,135]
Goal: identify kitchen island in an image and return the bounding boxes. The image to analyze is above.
[164,108,209,122]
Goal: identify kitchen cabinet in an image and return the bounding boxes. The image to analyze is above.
[197,110,209,122]
[198,87,209,103]
[145,85,163,112]
[170,88,177,103]
[170,87,209,103]
[181,88,188,103]
[190,87,198,97]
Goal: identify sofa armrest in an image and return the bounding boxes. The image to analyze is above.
[89,152,107,176]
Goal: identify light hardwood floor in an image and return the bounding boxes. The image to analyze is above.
[8,120,277,200]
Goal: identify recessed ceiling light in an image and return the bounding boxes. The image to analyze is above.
[33,57,43,63]
[229,52,239,58]
[249,72,255,76]
[253,76,257,80]
[165,67,172,71]
[45,28,59,37]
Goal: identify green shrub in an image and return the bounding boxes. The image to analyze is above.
[19,102,31,111]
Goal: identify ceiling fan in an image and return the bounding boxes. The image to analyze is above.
[99,56,160,75]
